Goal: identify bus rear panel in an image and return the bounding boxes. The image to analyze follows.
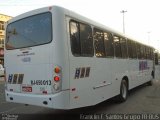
[5,6,70,109]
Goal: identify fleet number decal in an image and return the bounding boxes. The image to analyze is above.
[74,67,90,79]
[31,80,51,85]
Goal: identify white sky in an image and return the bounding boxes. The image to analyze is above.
[0,0,160,51]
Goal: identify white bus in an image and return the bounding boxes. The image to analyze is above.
[4,6,154,109]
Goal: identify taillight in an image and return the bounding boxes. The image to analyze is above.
[54,67,60,73]
[54,76,60,82]
[53,66,61,91]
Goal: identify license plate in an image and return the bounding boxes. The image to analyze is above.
[22,86,32,92]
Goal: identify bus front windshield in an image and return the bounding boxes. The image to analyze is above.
[6,12,52,50]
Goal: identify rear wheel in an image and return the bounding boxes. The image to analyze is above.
[118,79,128,102]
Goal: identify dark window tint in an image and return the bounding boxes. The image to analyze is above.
[148,48,151,60]
[104,32,114,57]
[144,46,147,59]
[140,45,145,59]
[94,28,106,57]
[6,12,52,50]
[155,53,158,65]
[70,20,93,57]
[127,40,133,58]
[120,38,127,58]
[114,35,122,58]
[132,41,137,58]
[146,47,149,59]
[70,21,81,56]
[80,23,93,56]
[150,48,153,60]
[137,43,141,59]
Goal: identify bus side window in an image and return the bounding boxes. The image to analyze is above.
[151,48,154,60]
[141,45,145,59]
[93,28,106,57]
[132,41,137,59]
[104,32,114,57]
[120,37,127,58]
[70,20,93,57]
[70,21,81,56]
[146,47,149,59]
[155,53,158,65]
[137,43,141,59]
[113,35,122,58]
[127,40,133,58]
[80,23,93,57]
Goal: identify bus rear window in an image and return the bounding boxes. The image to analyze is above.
[6,12,52,50]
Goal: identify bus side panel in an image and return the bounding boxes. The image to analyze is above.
[68,57,115,109]
[66,18,117,108]
[110,59,129,95]
[128,59,140,89]
[92,58,113,103]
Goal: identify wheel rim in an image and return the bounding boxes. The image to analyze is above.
[122,83,127,99]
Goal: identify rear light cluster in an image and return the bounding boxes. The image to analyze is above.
[54,76,60,82]
[53,66,61,91]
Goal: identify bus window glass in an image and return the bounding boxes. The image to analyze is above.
[70,21,93,57]
[127,40,133,58]
[141,45,145,59]
[6,12,52,50]
[70,21,81,56]
[155,53,158,65]
[144,46,147,59]
[114,35,122,58]
[132,41,137,58]
[150,48,153,60]
[120,38,127,58]
[94,28,106,57]
[137,43,141,59]
[148,48,151,59]
[104,32,114,57]
[80,23,93,56]
[146,47,149,59]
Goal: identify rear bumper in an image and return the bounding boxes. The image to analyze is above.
[5,90,70,109]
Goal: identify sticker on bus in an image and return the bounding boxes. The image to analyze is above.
[22,86,32,92]
[74,67,90,79]
[8,74,24,84]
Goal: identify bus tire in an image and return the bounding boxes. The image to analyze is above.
[118,79,128,102]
